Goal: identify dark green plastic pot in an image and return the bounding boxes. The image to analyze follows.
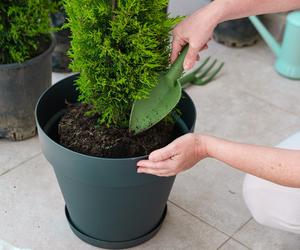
[35,74,196,249]
[0,38,55,140]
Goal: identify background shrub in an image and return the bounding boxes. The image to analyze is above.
[0,0,58,64]
[64,0,179,127]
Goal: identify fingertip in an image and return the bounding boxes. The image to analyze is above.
[150,148,167,161]
[148,152,157,161]
[183,60,193,71]
[137,167,151,175]
[201,44,208,51]
[149,148,171,162]
[137,160,147,167]
[184,47,199,70]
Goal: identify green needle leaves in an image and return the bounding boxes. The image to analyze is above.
[64,0,180,127]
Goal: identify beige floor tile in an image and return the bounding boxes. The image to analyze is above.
[0,154,227,250]
[233,219,300,250]
[0,154,98,250]
[131,202,228,250]
[0,136,41,176]
[172,78,300,235]
[197,41,300,117]
[185,78,300,146]
[169,158,251,235]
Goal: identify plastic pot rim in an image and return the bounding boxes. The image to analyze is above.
[35,74,196,162]
[0,35,56,70]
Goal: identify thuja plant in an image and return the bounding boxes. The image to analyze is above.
[0,1,59,64]
[64,0,179,127]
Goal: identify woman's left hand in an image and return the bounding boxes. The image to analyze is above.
[137,133,208,177]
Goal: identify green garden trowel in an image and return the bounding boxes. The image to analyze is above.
[129,46,188,134]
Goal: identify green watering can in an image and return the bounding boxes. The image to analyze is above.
[249,11,300,80]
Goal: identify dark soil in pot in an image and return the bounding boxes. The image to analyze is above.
[58,103,175,158]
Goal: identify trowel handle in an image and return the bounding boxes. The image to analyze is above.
[165,45,189,81]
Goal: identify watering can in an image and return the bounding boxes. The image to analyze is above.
[249,11,300,80]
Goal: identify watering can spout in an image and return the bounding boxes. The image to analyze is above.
[249,15,281,57]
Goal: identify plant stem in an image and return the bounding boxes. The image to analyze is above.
[111,0,117,20]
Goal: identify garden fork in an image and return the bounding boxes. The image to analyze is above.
[178,57,224,88]
[130,46,224,134]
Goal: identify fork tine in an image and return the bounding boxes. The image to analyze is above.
[195,59,217,79]
[179,56,211,85]
[194,62,224,85]
[194,56,211,75]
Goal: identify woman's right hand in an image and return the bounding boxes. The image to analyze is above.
[171,3,222,70]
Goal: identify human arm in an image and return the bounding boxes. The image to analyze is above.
[137,133,300,188]
[173,0,300,70]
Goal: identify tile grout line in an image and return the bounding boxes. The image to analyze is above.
[216,237,252,250]
[168,199,231,237]
[216,237,231,250]
[232,217,252,236]
[0,152,42,177]
[168,199,253,250]
[230,217,253,249]
[233,239,252,250]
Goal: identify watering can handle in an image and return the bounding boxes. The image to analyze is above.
[248,16,281,57]
[165,45,189,81]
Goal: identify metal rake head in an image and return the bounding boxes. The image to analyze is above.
[179,57,224,88]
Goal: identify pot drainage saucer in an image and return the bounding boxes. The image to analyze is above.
[65,205,167,249]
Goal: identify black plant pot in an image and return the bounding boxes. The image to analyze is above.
[51,11,71,72]
[35,74,196,249]
[0,38,55,140]
[213,18,259,47]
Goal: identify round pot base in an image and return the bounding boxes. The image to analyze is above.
[65,205,167,249]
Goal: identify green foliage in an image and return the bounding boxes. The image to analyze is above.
[0,1,59,64]
[64,0,179,127]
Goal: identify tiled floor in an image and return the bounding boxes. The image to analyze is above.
[1,40,300,250]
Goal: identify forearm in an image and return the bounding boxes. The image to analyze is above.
[202,135,300,187]
[202,0,300,24]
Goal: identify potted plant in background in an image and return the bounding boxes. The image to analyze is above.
[213,17,259,47]
[209,0,258,47]
[0,1,58,140]
[36,0,196,248]
[51,0,71,72]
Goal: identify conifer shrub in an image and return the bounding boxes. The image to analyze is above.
[0,1,59,64]
[64,0,179,127]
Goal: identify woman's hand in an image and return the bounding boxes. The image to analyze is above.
[171,3,222,70]
[137,134,209,177]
